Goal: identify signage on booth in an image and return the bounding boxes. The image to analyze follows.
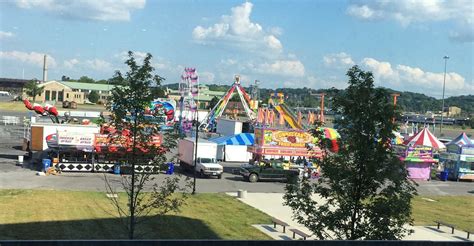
[406,146,433,158]
[57,131,95,146]
[461,147,474,155]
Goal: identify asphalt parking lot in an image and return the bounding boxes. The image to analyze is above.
[0,156,472,196]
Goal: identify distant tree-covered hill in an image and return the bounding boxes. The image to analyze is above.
[162,82,473,115]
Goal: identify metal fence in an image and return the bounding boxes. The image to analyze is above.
[0,116,28,148]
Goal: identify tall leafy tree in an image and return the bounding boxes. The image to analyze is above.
[24,79,44,102]
[208,96,219,110]
[105,51,190,239]
[284,66,416,240]
[87,90,99,103]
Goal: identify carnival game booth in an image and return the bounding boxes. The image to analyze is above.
[94,130,165,173]
[440,133,474,181]
[398,146,438,180]
[44,130,97,172]
[210,133,254,162]
[401,128,445,180]
[404,128,446,150]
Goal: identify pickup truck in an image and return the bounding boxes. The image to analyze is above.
[239,161,299,183]
[195,157,223,179]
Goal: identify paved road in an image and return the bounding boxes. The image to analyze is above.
[0,157,472,195]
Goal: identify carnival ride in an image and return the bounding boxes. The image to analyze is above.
[256,92,320,130]
[23,99,60,123]
[26,95,175,173]
[199,75,256,131]
[178,68,199,133]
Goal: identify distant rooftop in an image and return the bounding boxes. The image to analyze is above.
[60,81,114,91]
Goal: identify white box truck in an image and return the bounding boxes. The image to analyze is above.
[178,138,223,178]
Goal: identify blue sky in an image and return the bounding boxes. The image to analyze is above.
[0,0,472,97]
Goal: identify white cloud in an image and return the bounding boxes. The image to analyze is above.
[199,72,215,83]
[323,52,355,68]
[256,60,305,77]
[0,51,56,68]
[12,0,146,22]
[361,57,471,96]
[220,58,237,66]
[192,2,283,53]
[0,31,14,39]
[117,51,148,63]
[361,57,396,81]
[347,0,473,42]
[63,58,79,69]
[347,5,377,19]
[85,59,112,71]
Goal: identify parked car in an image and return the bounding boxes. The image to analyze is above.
[239,160,299,183]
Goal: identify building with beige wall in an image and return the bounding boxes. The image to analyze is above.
[448,106,461,117]
[24,80,114,104]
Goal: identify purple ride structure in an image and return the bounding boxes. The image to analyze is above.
[178,68,199,133]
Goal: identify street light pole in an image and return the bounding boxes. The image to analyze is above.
[439,56,449,135]
[192,112,198,195]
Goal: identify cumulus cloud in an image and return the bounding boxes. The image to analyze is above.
[85,59,112,71]
[0,31,14,39]
[192,2,283,53]
[63,58,79,69]
[323,52,355,68]
[12,0,146,21]
[0,51,56,68]
[199,72,215,83]
[117,51,148,63]
[347,0,473,42]
[256,60,305,77]
[361,57,471,96]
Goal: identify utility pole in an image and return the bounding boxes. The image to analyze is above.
[192,104,199,195]
[439,56,449,135]
[391,93,400,123]
[42,55,48,82]
[310,92,325,123]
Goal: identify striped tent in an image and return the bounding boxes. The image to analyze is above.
[210,133,254,145]
[404,128,446,149]
[447,132,472,147]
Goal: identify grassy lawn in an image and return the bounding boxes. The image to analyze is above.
[0,190,271,240]
[1,190,472,240]
[412,196,474,232]
[0,101,106,112]
[0,101,29,112]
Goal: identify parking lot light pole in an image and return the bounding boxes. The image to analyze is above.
[439,56,449,135]
[192,112,198,195]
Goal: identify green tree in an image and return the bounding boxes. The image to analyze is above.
[96,79,108,84]
[24,80,44,102]
[150,76,167,99]
[208,96,219,109]
[105,51,190,239]
[87,91,99,103]
[284,66,416,240]
[78,76,95,83]
[108,71,127,85]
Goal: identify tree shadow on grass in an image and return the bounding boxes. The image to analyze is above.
[0,215,219,240]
